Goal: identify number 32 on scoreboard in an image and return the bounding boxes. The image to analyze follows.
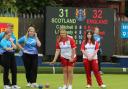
[92,9,103,19]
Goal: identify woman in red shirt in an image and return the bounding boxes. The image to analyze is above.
[50,28,77,89]
[81,30,106,88]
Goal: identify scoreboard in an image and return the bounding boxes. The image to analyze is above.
[45,6,115,56]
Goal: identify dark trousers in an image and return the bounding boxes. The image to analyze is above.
[2,52,17,85]
[97,50,102,71]
[0,55,3,73]
[22,53,38,83]
[0,55,3,66]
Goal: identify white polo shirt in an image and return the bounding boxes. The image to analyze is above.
[56,36,76,60]
[81,41,99,59]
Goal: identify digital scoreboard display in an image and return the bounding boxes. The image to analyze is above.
[45,6,114,57]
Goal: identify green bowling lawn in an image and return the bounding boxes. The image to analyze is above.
[0,73,128,89]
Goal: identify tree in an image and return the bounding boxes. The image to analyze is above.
[0,0,17,16]
[16,0,57,14]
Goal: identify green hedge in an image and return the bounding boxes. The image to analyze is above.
[0,66,128,74]
[17,66,128,74]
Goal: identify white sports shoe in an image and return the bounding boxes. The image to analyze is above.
[12,85,21,89]
[100,84,106,88]
[4,85,11,89]
[26,83,31,87]
[62,85,67,89]
[68,85,72,89]
[86,85,92,88]
[31,83,39,88]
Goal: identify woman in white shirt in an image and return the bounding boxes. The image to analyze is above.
[50,27,77,89]
[81,30,106,88]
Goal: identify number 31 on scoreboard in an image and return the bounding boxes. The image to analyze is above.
[59,8,69,17]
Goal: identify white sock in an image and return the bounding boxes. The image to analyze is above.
[63,85,67,88]
[69,85,72,87]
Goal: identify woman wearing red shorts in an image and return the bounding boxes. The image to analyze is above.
[81,30,106,88]
[50,28,76,89]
